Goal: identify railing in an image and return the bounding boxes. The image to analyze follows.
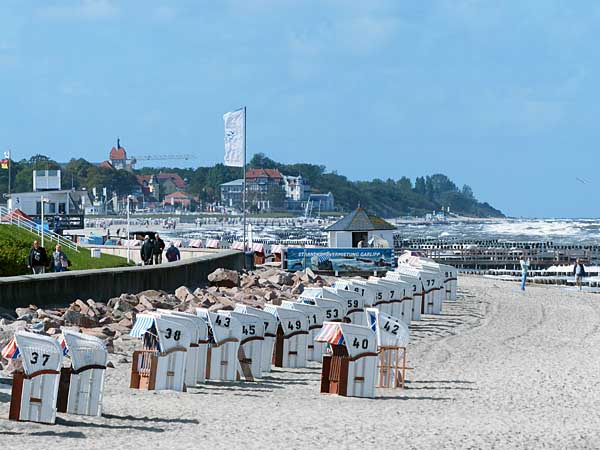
[0,206,79,252]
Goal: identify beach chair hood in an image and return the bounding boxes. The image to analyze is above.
[14,331,63,375]
[130,314,191,352]
[234,305,278,338]
[264,306,309,338]
[61,330,107,370]
[196,308,243,344]
[281,301,324,328]
[315,322,377,358]
[366,308,410,348]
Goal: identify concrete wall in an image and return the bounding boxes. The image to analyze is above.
[0,250,244,309]
[86,245,227,265]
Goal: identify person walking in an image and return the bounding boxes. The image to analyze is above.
[154,233,165,264]
[165,242,181,262]
[140,235,154,265]
[49,244,69,272]
[28,240,48,274]
[573,258,587,291]
[520,255,530,291]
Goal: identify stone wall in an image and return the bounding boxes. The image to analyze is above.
[0,250,244,309]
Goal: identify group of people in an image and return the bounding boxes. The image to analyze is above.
[520,256,587,291]
[27,240,70,274]
[140,233,181,265]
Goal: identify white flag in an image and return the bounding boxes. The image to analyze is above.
[223,108,245,167]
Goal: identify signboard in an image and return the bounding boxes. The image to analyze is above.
[285,247,395,273]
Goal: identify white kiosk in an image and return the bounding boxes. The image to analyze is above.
[58,330,108,417]
[6,331,63,424]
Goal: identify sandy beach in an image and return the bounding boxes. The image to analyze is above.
[2,275,600,449]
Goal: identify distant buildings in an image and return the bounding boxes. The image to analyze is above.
[220,179,244,209]
[8,170,92,223]
[282,175,310,201]
[135,173,186,201]
[307,192,334,212]
[220,168,335,213]
[108,140,128,170]
[162,191,198,209]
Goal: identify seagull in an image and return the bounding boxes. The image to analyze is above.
[576,177,588,185]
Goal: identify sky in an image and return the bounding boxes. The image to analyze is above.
[1,0,600,218]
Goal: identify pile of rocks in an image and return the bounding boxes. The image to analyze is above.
[0,267,330,367]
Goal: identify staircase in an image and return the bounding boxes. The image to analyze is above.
[0,206,79,252]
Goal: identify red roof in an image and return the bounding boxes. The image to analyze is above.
[2,208,32,222]
[136,175,151,186]
[246,168,282,180]
[157,173,186,189]
[165,191,188,198]
[109,146,126,160]
[100,160,114,169]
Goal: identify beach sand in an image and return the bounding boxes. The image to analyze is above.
[2,275,600,449]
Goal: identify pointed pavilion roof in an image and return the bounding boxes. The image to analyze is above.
[324,207,396,232]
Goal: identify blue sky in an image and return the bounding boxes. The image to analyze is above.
[1,1,599,218]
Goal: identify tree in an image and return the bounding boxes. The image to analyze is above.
[414,177,426,194]
[397,176,412,190]
[462,184,475,199]
[266,185,285,209]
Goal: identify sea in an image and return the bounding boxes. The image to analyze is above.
[392,219,600,246]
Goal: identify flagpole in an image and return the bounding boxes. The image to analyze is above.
[243,106,247,263]
[7,149,11,200]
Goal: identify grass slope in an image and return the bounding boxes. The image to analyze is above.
[0,224,131,277]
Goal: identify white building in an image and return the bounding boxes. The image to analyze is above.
[8,190,93,216]
[282,175,310,201]
[325,207,396,248]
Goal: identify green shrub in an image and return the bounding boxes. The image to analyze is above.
[0,243,29,276]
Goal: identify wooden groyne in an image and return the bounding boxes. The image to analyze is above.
[394,237,600,270]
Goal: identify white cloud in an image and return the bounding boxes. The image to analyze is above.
[35,0,119,22]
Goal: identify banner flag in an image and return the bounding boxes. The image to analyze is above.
[223,108,245,167]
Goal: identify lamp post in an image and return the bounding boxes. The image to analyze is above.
[126,195,133,263]
[40,195,48,247]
